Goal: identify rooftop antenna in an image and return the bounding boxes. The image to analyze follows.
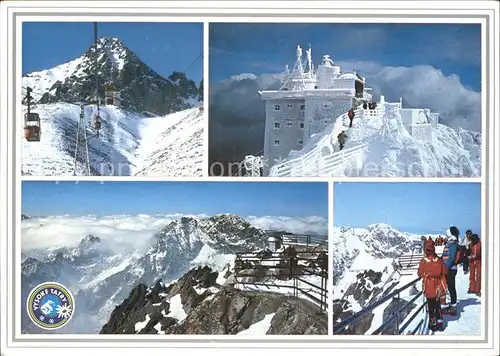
[296,44,304,74]
[280,44,305,90]
[306,44,314,74]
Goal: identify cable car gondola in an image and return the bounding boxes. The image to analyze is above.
[24,112,41,142]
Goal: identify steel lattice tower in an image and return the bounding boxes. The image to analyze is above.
[73,104,91,176]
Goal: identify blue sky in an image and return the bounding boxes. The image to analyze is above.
[334,182,481,235]
[22,181,328,217]
[23,22,203,83]
[209,23,481,91]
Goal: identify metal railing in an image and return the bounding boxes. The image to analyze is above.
[265,231,328,247]
[234,248,328,313]
[267,101,406,177]
[332,276,426,335]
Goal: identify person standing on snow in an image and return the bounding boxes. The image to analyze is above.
[347,108,355,128]
[468,233,481,296]
[338,131,347,151]
[441,226,460,315]
[460,230,473,274]
[418,243,448,332]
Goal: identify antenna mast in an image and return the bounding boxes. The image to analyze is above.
[280,45,306,91]
[306,44,314,74]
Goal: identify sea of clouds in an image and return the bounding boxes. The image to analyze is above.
[21,213,329,253]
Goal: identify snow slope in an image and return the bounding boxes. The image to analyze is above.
[402,268,482,336]
[272,103,481,177]
[21,103,203,176]
[133,107,204,176]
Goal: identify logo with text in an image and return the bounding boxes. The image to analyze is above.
[26,282,75,330]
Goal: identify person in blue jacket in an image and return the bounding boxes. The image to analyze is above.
[441,226,460,314]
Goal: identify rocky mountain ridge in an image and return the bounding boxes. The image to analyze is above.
[23,36,202,116]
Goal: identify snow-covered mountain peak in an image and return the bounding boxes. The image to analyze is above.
[210,213,248,226]
[23,36,201,116]
[80,234,101,246]
[152,214,266,251]
[96,36,122,47]
[71,234,102,258]
[367,223,393,231]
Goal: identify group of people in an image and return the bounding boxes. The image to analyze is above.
[417,227,482,332]
[421,235,447,246]
[337,108,355,151]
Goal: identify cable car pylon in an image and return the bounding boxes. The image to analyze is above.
[73,22,101,176]
[73,104,91,176]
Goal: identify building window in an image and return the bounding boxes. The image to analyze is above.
[300,105,305,111]
[286,121,293,127]
[274,104,281,111]
[300,123,304,129]
[274,140,280,146]
[274,122,280,129]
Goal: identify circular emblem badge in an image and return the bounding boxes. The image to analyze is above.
[26,282,75,330]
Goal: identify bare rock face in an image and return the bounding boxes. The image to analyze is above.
[100,266,328,335]
[331,298,375,335]
[169,289,327,335]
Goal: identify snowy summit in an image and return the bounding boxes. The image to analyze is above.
[21,36,204,177]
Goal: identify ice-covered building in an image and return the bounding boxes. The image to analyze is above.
[252,44,440,177]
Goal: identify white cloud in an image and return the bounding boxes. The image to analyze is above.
[21,214,202,253]
[337,61,481,131]
[21,214,327,253]
[246,215,328,235]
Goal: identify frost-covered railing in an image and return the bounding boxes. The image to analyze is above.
[234,249,328,313]
[331,276,426,335]
[268,102,407,176]
[269,109,368,177]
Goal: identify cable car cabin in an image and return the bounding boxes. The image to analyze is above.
[93,116,102,131]
[24,112,41,142]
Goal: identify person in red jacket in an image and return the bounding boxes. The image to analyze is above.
[468,234,481,295]
[418,243,448,332]
[347,108,355,128]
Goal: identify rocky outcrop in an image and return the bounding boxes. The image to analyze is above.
[100,266,327,335]
[171,289,327,335]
